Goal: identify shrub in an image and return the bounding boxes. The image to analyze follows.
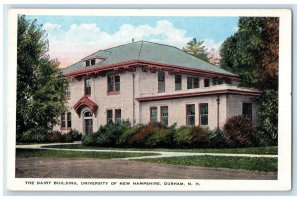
[146,124,176,147]
[223,116,257,147]
[82,134,96,146]
[208,129,226,148]
[128,122,165,147]
[116,124,143,147]
[173,126,192,147]
[63,129,82,142]
[190,126,210,148]
[20,127,49,143]
[94,123,124,147]
[48,131,64,143]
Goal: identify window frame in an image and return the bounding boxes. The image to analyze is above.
[175,74,182,91]
[186,104,195,126]
[91,59,96,66]
[158,71,165,93]
[107,109,113,124]
[84,78,91,96]
[199,103,208,126]
[187,76,200,89]
[242,103,253,122]
[61,113,66,129]
[67,112,72,128]
[115,109,122,124]
[204,79,210,88]
[150,107,158,123]
[160,106,168,126]
[107,74,120,95]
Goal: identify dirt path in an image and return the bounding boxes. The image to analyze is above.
[15,157,277,180]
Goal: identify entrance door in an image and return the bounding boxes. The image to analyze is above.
[85,119,93,134]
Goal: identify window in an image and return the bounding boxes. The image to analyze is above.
[85,78,91,95]
[108,74,120,93]
[158,71,165,93]
[91,59,96,65]
[85,60,90,67]
[107,110,113,124]
[213,79,223,85]
[186,104,195,126]
[175,75,182,90]
[199,103,208,125]
[160,106,168,126]
[187,76,199,89]
[61,114,66,129]
[115,109,121,124]
[66,86,71,99]
[67,112,72,128]
[150,107,158,122]
[204,79,210,87]
[84,111,93,117]
[243,103,252,122]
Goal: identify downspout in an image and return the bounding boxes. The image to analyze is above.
[132,72,136,125]
[216,95,220,130]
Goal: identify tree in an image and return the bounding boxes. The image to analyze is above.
[183,38,210,62]
[17,15,68,142]
[220,17,279,145]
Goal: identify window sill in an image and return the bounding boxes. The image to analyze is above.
[107,91,120,96]
[60,128,72,131]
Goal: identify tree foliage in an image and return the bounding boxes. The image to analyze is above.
[220,17,279,145]
[17,15,68,142]
[183,38,210,62]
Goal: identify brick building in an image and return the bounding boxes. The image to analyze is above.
[54,41,261,134]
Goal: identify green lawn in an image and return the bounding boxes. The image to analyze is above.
[137,156,278,172]
[43,144,278,155]
[16,148,159,159]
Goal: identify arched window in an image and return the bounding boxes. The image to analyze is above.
[84,111,93,118]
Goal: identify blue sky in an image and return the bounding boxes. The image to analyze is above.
[27,15,239,67]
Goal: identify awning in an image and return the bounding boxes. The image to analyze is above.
[73,96,98,117]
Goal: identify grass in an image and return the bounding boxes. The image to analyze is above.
[137,156,278,172]
[43,144,278,155]
[16,148,159,159]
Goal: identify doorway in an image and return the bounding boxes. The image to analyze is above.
[83,111,93,134]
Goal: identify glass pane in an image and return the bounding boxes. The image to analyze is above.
[115,75,120,83]
[187,77,193,89]
[107,110,113,123]
[188,116,195,126]
[115,109,121,118]
[115,82,120,91]
[84,111,92,117]
[204,79,210,87]
[108,83,114,92]
[187,105,195,115]
[200,104,208,114]
[201,115,208,125]
[193,77,199,88]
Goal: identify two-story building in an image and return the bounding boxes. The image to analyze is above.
[55,41,261,134]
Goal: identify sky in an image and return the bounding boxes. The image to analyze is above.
[27,15,239,68]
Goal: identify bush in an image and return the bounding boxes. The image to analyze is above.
[146,124,176,147]
[128,122,165,147]
[63,129,82,142]
[82,134,96,146]
[116,124,143,147]
[223,116,257,147]
[48,131,64,143]
[173,126,192,147]
[208,129,226,148]
[190,126,210,148]
[20,127,49,143]
[94,123,125,147]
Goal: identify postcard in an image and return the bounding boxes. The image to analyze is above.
[6,8,292,191]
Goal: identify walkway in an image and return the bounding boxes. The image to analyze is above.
[16,143,278,160]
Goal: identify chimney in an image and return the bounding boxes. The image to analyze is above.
[132,38,134,43]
